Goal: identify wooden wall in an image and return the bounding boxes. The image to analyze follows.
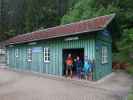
[7,34,96,78]
[7,30,112,80]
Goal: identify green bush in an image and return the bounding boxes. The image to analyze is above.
[126,66,133,75]
[128,94,133,100]
[128,88,133,100]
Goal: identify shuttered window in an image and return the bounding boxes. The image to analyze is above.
[44,48,50,62]
[101,46,108,64]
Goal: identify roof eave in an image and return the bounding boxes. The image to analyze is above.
[7,27,104,45]
[103,13,116,28]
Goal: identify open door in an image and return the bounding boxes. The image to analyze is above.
[62,48,84,77]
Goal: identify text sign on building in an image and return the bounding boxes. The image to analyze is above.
[32,47,42,53]
[64,37,79,41]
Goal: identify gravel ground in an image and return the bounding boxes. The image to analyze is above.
[0,69,132,100]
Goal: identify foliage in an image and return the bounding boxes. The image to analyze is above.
[0,0,75,40]
[61,0,117,24]
[61,0,133,38]
[24,0,60,32]
[128,88,133,100]
[113,28,133,63]
[127,66,133,76]
[119,28,133,49]
[61,0,133,29]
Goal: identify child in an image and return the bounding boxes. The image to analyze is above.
[75,56,83,79]
[82,59,91,80]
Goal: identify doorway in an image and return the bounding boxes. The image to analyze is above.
[62,48,84,77]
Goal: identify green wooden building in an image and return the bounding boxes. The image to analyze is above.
[6,14,116,80]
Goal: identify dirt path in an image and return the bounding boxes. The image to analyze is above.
[0,69,132,100]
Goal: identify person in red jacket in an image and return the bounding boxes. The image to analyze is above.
[65,54,73,79]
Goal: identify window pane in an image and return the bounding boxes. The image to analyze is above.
[101,46,108,64]
[48,53,50,57]
[27,48,32,61]
[44,47,50,62]
[48,57,50,61]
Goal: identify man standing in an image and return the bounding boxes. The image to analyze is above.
[65,54,73,79]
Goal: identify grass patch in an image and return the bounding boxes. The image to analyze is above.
[128,94,133,100]
[126,66,133,75]
[128,88,133,100]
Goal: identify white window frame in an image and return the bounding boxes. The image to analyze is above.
[15,48,19,58]
[101,46,108,64]
[27,48,32,62]
[0,49,6,54]
[44,47,50,62]
[1,49,6,54]
[7,50,9,65]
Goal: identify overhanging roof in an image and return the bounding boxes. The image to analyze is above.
[7,14,115,45]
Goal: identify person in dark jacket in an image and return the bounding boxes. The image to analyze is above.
[75,56,83,79]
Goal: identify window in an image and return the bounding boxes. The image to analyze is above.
[44,48,50,62]
[27,48,32,62]
[15,48,19,58]
[0,49,6,54]
[7,50,9,65]
[101,46,108,64]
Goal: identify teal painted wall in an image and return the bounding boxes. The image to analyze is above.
[95,29,112,80]
[7,34,96,78]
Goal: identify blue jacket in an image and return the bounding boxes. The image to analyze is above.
[83,62,91,72]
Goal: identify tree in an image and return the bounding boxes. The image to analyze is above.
[0,0,9,40]
[61,0,133,28]
[118,28,133,51]
[24,0,60,32]
[61,0,117,24]
[6,0,26,35]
